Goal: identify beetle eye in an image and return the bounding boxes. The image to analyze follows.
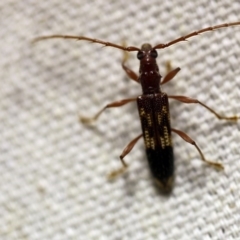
[150,49,158,58]
[137,51,145,60]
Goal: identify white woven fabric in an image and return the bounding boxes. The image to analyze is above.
[0,1,240,239]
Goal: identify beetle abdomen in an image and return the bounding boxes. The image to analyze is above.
[137,93,174,191]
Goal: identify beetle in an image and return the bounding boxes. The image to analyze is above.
[33,21,240,191]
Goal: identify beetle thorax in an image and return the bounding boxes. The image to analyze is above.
[138,44,162,94]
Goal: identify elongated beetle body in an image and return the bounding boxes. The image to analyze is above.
[33,21,240,192]
[138,93,174,189]
[135,43,174,190]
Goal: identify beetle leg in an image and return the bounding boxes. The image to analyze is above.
[122,48,139,83]
[80,98,136,124]
[108,134,143,179]
[161,67,181,85]
[169,95,239,121]
[171,128,223,169]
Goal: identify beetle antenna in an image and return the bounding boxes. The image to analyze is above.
[154,21,240,49]
[32,35,140,52]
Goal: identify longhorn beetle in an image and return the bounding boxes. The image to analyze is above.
[34,22,240,192]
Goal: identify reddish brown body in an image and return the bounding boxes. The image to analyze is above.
[33,21,240,191]
[135,44,174,190]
